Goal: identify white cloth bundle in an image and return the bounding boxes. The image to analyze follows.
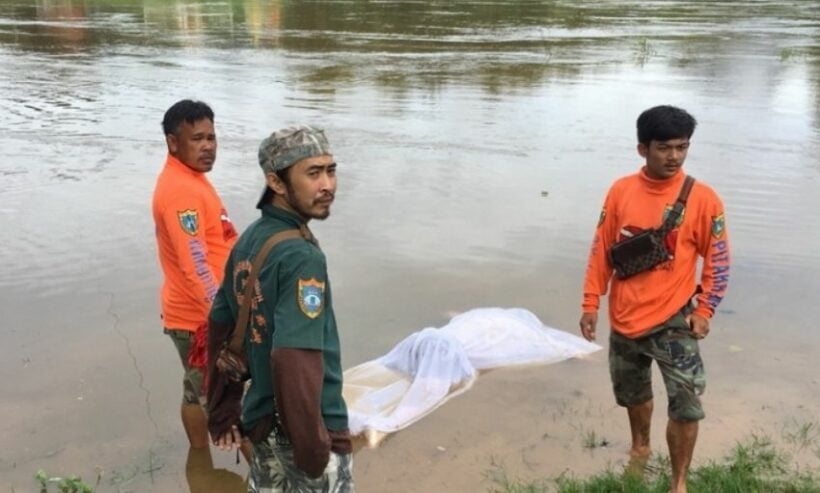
[343,307,602,447]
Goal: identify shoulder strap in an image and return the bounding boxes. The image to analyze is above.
[659,175,696,234]
[229,224,314,353]
[677,175,696,204]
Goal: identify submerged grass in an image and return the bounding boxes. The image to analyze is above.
[34,469,96,493]
[488,435,820,493]
[581,430,610,451]
[782,419,820,452]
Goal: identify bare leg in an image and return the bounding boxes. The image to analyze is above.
[667,418,698,493]
[627,399,653,458]
[240,438,253,464]
[185,446,214,492]
[181,403,210,449]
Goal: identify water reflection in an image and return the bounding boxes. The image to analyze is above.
[185,447,245,493]
[0,1,818,491]
[35,0,88,45]
[1,0,816,96]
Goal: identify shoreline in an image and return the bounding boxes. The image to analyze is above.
[2,323,819,492]
[352,342,820,492]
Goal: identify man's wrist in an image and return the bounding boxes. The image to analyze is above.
[582,293,600,312]
[692,305,712,320]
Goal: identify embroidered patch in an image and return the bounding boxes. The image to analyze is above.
[597,208,606,227]
[711,213,726,239]
[662,204,686,228]
[178,209,199,236]
[297,278,325,319]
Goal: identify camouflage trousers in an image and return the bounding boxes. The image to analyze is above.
[249,435,354,493]
[165,328,205,406]
[609,310,706,421]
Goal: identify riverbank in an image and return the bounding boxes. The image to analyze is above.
[353,331,820,492]
[3,301,819,492]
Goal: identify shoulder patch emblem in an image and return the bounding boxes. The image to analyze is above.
[178,209,199,236]
[711,213,726,239]
[597,208,606,227]
[297,278,325,319]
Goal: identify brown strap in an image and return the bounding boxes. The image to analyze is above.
[677,175,695,205]
[229,224,314,353]
[659,175,696,234]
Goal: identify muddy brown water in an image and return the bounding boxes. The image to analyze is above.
[1,1,819,491]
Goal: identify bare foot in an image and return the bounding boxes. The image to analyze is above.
[624,454,650,478]
[625,445,651,479]
[669,484,687,493]
[629,445,651,459]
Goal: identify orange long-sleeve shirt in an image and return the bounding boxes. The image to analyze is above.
[152,155,238,331]
[582,167,730,338]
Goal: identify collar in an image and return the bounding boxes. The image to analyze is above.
[165,154,205,179]
[638,166,685,195]
[260,204,320,247]
[261,203,307,228]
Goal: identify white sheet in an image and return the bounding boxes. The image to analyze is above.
[343,307,602,447]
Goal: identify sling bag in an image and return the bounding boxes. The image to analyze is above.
[608,175,695,280]
[215,224,314,382]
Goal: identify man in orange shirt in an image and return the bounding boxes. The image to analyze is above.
[152,100,238,448]
[579,105,729,493]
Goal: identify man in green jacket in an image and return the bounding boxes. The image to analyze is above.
[207,125,353,492]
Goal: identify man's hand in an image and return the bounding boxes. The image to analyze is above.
[686,313,709,339]
[215,425,243,451]
[579,312,598,342]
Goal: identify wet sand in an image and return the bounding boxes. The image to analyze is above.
[351,270,820,491]
[3,262,820,492]
[354,340,820,492]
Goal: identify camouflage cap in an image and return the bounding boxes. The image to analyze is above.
[258,124,331,173]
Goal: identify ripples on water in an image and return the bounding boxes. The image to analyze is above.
[0,0,817,282]
[0,2,818,491]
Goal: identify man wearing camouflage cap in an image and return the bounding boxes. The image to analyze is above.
[207,125,354,492]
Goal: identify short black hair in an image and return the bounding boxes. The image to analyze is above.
[637,105,697,145]
[162,100,214,136]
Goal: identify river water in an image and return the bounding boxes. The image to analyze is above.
[1,1,818,491]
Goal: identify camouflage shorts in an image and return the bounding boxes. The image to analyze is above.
[249,434,354,493]
[165,328,205,406]
[609,311,706,421]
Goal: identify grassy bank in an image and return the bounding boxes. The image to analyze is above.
[488,435,820,493]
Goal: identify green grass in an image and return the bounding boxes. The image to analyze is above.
[35,469,96,493]
[782,419,820,452]
[485,462,552,493]
[581,430,610,450]
[488,435,820,493]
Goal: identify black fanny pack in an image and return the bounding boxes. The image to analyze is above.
[608,175,695,280]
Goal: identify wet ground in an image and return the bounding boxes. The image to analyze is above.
[1,0,819,491]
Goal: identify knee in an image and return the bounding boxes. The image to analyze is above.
[668,396,705,421]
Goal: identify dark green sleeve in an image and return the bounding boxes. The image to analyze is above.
[273,248,327,350]
[209,283,235,326]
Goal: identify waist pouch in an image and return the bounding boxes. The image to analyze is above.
[607,175,696,280]
[608,229,670,279]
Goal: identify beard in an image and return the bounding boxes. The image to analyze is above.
[284,186,332,221]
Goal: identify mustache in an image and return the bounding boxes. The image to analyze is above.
[316,191,335,202]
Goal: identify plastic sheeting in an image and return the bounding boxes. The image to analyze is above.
[343,307,602,447]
